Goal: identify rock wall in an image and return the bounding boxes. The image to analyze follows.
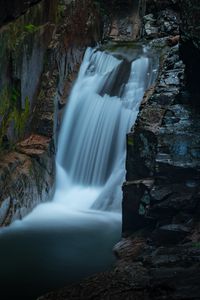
[146,0,179,12]
[0,0,43,26]
[118,1,200,298]
[179,0,200,96]
[123,0,200,240]
[0,0,58,225]
[0,0,102,226]
[0,135,54,225]
[123,44,200,236]
[0,0,58,146]
[107,0,146,41]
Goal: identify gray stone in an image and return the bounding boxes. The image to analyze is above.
[0,197,10,225]
[152,224,190,245]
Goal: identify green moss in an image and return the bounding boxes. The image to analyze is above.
[24,24,39,33]
[0,86,30,149]
[0,87,10,115]
[57,4,66,22]
[11,87,21,104]
[139,203,145,216]
[10,96,30,137]
[3,18,41,54]
[6,22,25,51]
[192,242,200,249]
[127,136,134,146]
[141,194,150,205]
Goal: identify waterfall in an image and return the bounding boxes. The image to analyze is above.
[0,46,158,298]
[54,47,156,212]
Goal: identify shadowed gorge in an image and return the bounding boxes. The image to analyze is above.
[0,1,200,300]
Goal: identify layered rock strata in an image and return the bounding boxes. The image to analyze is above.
[0,0,102,225]
[0,0,58,225]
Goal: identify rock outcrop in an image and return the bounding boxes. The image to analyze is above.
[0,135,54,225]
[0,0,43,26]
[179,0,200,97]
[0,0,58,225]
[0,0,102,225]
[108,0,146,41]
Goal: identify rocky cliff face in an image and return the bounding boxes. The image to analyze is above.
[0,0,102,225]
[120,0,200,297]
[0,0,43,26]
[0,0,58,225]
[107,0,146,41]
[0,0,58,146]
[179,0,200,97]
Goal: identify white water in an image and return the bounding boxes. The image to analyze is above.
[0,46,158,298]
[55,47,155,212]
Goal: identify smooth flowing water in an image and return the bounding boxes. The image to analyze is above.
[0,45,158,298]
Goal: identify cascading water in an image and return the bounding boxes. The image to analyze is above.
[55,47,156,212]
[0,45,158,299]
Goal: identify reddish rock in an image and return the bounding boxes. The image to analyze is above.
[167,35,180,46]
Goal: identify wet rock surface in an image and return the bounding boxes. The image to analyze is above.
[179,0,200,96]
[108,0,146,41]
[0,0,102,225]
[0,135,54,226]
[123,43,200,237]
[143,8,179,39]
[0,0,57,225]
